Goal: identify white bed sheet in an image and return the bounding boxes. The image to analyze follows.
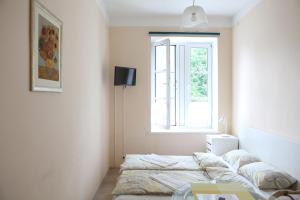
[121,154,200,171]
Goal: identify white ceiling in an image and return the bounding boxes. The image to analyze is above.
[101,0,262,27]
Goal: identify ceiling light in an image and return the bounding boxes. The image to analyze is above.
[182,0,208,29]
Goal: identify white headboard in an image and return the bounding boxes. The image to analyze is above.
[239,128,300,182]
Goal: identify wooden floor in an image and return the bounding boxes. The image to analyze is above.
[93,168,120,200]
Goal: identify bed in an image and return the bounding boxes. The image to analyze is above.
[113,159,266,200]
[112,128,300,200]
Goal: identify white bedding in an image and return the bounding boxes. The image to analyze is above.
[113,168,270,200]
[121,154,200,171]
[114,189,275,200]
[114,191,274,200]
[115,153,290,200]
[112,170,210,196]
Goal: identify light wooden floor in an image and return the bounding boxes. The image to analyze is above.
[93,168,120,200]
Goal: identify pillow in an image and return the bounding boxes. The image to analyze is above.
[193,152,229,169]
[222,149,260,171]
[239,162,297,190]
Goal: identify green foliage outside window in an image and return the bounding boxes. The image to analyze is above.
[190,48,208,102]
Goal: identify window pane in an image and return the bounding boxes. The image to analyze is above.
[155,46,167,71]
[152,99,168,128]
[155,72,167,99]
[152,41,170,129]
[187,47,211,127]
[170,46,175,73]
[154,46,176,126]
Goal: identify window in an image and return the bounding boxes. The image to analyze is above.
[151,36,218,132]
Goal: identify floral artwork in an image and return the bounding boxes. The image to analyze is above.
[31,0,62,92]
[38,15,60,81]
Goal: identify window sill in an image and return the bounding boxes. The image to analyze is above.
[150,128,221,135]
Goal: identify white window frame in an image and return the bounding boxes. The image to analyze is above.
[185,43,213,128]
[151,38,171,129]
[151,37,217,132]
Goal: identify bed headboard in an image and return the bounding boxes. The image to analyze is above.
[239,128,300,182]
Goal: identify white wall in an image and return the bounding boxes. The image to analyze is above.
[110,27,232,166]
[232,0,300,140]
[0,0,112,200]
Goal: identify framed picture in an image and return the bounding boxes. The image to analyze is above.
[31,0,63,92]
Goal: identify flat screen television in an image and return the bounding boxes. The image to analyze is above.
[114,66,136,86]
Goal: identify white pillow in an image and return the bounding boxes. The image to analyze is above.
[193,152,229,169]
[239,162,297,190]
[222,149,260,171]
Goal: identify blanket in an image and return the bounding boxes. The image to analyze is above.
[113,169,266,200]
[112,170,209,195]
[120,154,200,171]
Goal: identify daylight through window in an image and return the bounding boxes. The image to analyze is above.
[151,36,218,132]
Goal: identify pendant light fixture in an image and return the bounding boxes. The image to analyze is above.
[182,0,208,29]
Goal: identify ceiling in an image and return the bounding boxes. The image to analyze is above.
[102,0,261,27]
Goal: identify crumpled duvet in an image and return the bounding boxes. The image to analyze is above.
[112,170,209,195]
[113,168,266,199]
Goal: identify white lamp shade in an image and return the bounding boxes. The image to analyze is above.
[182,5,208,28]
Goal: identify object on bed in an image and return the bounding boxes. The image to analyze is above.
[196,194,238,200]
[191,183,259,200]
[268,190,300,200]
[120,154,200,171]
[222,149,260,171]
[112,170,210,196]
[238,162,297,190]
[113,195,172,200]
[193,152,229,169]
[173,183,267,200]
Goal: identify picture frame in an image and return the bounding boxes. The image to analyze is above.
[31,0,63,92]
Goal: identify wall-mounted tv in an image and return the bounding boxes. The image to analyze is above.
[114,66,136,86]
